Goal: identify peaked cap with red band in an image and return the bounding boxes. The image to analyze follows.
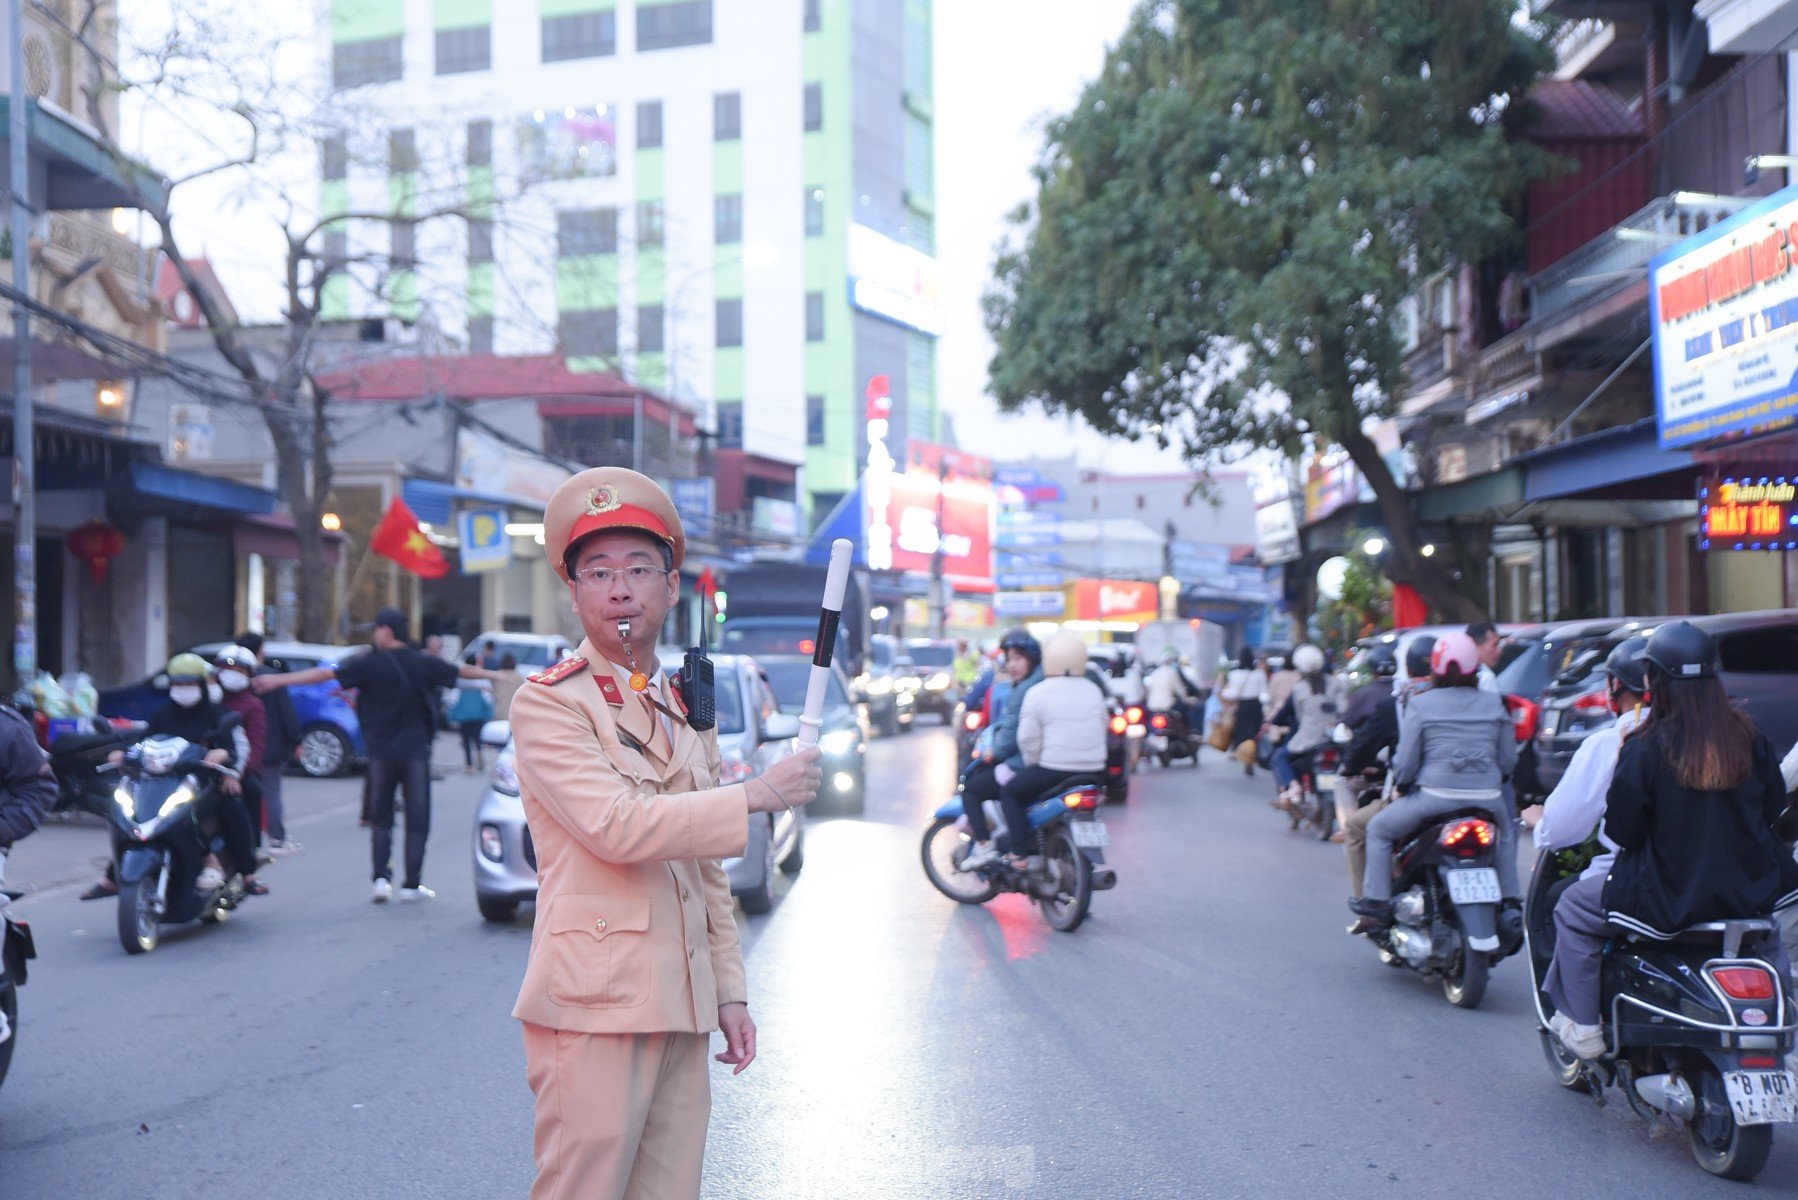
[543,466,686,582]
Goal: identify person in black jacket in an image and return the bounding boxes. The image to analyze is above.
[1340,638,1431,901]
[0,703,56,891]
[1544,621,1798,1060]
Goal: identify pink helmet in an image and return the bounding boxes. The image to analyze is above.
[1430,631,1482,681]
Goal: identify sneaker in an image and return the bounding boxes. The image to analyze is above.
[266,839,304,857]
[960,841,1001,872]
[0,1007,10,1046]
[371,878,393,904]
[195,866,226,894]
[399,885,436,903]
[1549,1012,1606,1059]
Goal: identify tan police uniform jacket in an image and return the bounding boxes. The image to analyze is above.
[510,640,750,1035]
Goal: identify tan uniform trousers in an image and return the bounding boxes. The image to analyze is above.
[1342,793,1390,899]
[523,1022,711,1200]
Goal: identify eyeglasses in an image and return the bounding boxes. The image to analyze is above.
[573,564,671,590]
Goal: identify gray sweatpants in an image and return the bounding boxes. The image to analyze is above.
[1362,789,1516,902]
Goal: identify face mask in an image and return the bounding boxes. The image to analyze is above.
[207,682,223,704]
[219,669,250,692]
[169,684,204,708]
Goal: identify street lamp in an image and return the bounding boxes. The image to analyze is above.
[1363,536,1386,556]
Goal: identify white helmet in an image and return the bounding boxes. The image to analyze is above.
[1041,631,1087,677]
[1292,644,1326,674]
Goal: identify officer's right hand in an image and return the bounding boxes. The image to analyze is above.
[749,746,822,813]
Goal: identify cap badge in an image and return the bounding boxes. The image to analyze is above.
[585,485,622,515]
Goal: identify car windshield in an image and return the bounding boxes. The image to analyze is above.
[1493,638,1548,697]
[758,659,848,712]
[716,671,747,734]
[906,644,955,668]
[474,639,562,667]
[724,624,823,658]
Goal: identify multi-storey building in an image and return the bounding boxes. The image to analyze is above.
[322,0,941,525]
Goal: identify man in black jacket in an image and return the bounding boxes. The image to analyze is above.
[239,633,303,856]
[1340,640,1431,901]
[0,703,56,892]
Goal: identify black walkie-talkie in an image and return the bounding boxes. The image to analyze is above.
[680,588,717,731]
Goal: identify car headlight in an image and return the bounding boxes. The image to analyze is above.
[868,677,893,696]
[926,672,950,690]
[490,750,520,796]
[819,729,857,757]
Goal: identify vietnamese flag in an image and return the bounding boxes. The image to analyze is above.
[369,497,450,579]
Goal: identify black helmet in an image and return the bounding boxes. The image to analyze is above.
[1403,635,1437,680]
[1603,635,1650,694]
[1363,642,1398,678]
[998,628,1042,668]
[1641,620,1718,682]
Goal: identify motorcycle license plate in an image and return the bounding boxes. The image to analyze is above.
[1726,1071,1798,1125]
[1444,868,1501,905]
[1069,821,1109,849]
[1540,710,1560,737]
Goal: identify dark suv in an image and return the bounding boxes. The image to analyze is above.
[1530,610,1798,799]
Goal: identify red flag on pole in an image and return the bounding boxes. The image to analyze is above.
[369,497,450,579]
[1392,582,1427,630]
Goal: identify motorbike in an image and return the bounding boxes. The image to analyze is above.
[1146,708,1200,768]
[954,703,987,771]
[103,719,249,955]
[1356,802,1516,1008]
[0,890,34,1094]
[46,719,145,818]
[920,772,1118,932]
[1525,852,1797,1181]
[1281,741,1343,840]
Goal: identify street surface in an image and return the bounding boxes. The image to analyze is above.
[3,728,1797,1199]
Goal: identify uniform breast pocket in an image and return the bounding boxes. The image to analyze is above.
[544,894,653,1009]
[601,740,655,786]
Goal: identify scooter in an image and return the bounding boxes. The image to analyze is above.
[0,890,34,1094]
[46,719,145,818]
[920,773,1118,932]
[1525,851,1797,1181]
[103,720,249,955]
[1146,708,1200,768]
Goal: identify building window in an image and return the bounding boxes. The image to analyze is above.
[435,25,491,74]
[468,315,494,354]
[806,394,825,445]
[716,297,743,347]
[467,119,491,167]
[905,112,933,201]
[714,91,741,141]
[715,400,743,448]
[638,304,665,353]
[321,227,348,268]
[804,0,821,32]
[803,83,822,132]
[468,217,493,265]
[636,100,663,149]
[636,200,665,247]
[332,36,403,89]
[322,134,347,181]
[805,291,824,342]
[542,9,615,61]
[638,0,712,51]
[714,194,742,245]
[804,188,824,237]
[390,219,415,267]
[389,128,418,174]
[518,105,618,182]
[557,208,619,257]
[559,308,620,357]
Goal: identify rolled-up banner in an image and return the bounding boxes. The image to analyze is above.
[799,538,853,747]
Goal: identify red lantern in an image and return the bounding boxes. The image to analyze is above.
[67,519,127,586]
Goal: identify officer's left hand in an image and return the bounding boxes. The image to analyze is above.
[716,1002,756,1075]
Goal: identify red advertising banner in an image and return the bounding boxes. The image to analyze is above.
[1068,578,1158,624]
[876,472,995,591]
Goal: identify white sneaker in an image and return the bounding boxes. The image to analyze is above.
[399,885,436,903]
[0,1007,10,1046]
[194,866,225,894]
[266,839,304,857]
[1550,1012,1606,1059]
[371,878,393,904]
[960,841,1000,872]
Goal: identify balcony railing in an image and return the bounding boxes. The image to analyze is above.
[1527,191,1751,327]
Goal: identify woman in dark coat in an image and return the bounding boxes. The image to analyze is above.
[1223,646,1267,776]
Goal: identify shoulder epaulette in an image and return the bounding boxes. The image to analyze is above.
[529,656,590,687]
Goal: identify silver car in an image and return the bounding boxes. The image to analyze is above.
[472,653,806,923]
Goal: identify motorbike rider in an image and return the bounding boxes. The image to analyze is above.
[1002,631,1109,871]
[0,700,56,895]
[1341,636,1432,904]
[1145,648,1199,736]
[82,653,267,900]
[960,629,1045,871]
[1267,644,1339,812]
[1542,621,1798,1060]
[214,645,269,854]
[1348,631,1517,935]
[1331,642,1398,840]
[952,639,982,692]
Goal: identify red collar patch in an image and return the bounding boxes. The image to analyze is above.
[529,656,591,688]
[594,673,624,706]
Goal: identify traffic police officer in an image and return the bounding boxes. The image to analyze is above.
[512,466,821,1200]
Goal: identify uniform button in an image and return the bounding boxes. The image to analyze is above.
[688,946,695,959]
[681,887,691,901]
[594,918,608,932]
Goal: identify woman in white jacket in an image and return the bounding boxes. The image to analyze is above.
[1003,631,1110,867]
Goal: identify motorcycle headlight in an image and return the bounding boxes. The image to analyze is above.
[112,784,135,818]
[819,729,856,757]
[157,784,196,821]
[926,672,951,690]
[868,677,893,696]
[490,751,520,797]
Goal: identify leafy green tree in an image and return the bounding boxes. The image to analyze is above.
[986,0,1550,620]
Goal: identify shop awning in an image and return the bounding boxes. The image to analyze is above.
[0,97,169,211]
[1518,418,1698,502]
[115,461,276,516]
[400,476,536,527]
[1417,468,1525,521]
[234,513,345,566]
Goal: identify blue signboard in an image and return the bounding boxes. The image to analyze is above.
[671,478,715,540]
[458,508,510,574]
[996,550,1063,567]
[997,570,1063,589]
[994,529,1063,548]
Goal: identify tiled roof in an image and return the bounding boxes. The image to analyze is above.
[1529,79,1642,141]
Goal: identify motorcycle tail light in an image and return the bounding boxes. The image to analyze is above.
[1741,1055,1781,1069]
[1504,695,1540,743]
[1125,706,1144,725]
[1062,791,1100,810]
[1109,715,1127,735]
[963,712,984,732]
[1439,818,1495,857]
[1150,713,1168,730]
[1712,966,1777,1000]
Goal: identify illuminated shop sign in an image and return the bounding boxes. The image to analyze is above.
[847,223,943,336]
[1699,476,1798,550]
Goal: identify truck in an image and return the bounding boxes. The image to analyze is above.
[719,562,871,679]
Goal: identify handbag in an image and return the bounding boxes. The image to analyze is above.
[1233,738,1258,767]
[1206,716,1233,753]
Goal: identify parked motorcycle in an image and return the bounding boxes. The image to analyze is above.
[103,719,249,955]
[1355,806,1515,1008]
[0,891,34,1094]
[1146,708,1200,768]
[1525,852,1796,1181]
[920,773,1118,932]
